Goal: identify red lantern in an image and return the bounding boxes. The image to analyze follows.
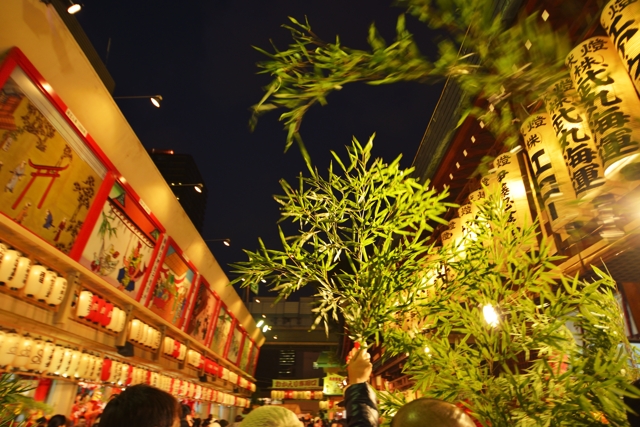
[172,341,181,359]
[101,301,114,328]
[100,358,112,382]
[86,295,100,323]
[285,390,293,400]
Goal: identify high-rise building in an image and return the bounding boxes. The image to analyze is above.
[148,149,208,232]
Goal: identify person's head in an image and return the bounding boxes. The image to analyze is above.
[76,416,87,427]
[240,406,300,427]
[235,415,243,422]
[391,399,476,427]
[47,415,67,427]
[219,420,229,427]
[100,384,180,427]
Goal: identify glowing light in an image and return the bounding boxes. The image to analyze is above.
[256,320,264,328]
[483,304,499,327]
[262,325,269,333]
[67,3,82,14]
[194,185,202,193]
[150,96,162,108]
[255,299,261,303]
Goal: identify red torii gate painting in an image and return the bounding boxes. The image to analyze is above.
[12,159,69,210]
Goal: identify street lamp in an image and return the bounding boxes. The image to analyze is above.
[67,1,82,14]
[204,238,231,247]
[113,95,163,108]
[170,182,204,193]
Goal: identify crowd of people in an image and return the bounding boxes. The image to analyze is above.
[30,346,640,427]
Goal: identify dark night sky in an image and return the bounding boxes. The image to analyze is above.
[75,0,442,296]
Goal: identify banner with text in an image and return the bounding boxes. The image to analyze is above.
[272,378,320,389]
[323,374,346,396]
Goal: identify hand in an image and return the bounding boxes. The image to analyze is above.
[346,345,372,385]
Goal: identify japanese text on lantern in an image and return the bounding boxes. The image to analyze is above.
[565,37,640,176]
[272,378,320,389]
[601,0,640,94]
[545,79,604,198]
[520,113,577,230]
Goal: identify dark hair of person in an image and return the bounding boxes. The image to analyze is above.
[47,415,67,427]
[219,420,229,427]
[181,404,192,419]
[234,415,243,422]
[100,384,180,427]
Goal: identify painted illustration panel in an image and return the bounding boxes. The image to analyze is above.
[148,245,195,325]
[210,305,232,357]
[240,338,252,373]
[0,69,105,253]
[248,345,260,376]
[79,183,159,300]
[227,323,244,365]
[185,278,219,345]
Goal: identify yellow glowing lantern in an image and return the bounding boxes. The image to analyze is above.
[11,334,32,370]
[26,337,44,372]
[24,265,47,298]
[566,37,640,177]
[493,152,532,229]
[7,255,30,291]
[0,250,21,285]
[546,79,605,199]
[64,349,81,378]
[39,341,55,373]
[46,344,65,375]
[46,276,67,306]
[93,357,104,382]
[129,319,141,342]
[35,270,57,302]
[57,348,73,376]
[520,113,578,231]
[77,291,93,318]
[0,330,19,367]
[76,353,90,379]
[601,0,640,93]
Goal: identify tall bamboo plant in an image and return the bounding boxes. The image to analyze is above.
[251,0,574,162]
[233,139,639,426]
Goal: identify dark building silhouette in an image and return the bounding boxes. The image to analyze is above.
[148,149,207,232]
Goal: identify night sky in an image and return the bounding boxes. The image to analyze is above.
[75,0,443,297]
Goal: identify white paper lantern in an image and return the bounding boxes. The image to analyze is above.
[39,341,56,373]
[26,338,44,372]
[45,277,67,306]
[76,353,91,379]
[0,250,21,285]
[109,361,121,383]
[7,256,30,291]
[493,152,533,229]
[35,270,57,302]
[177,343,186,361]
[11,334,33,370]
[24,265,47,297]
[0,331,20,367]
[64,349,81,378]
[164,337,174,355]
[77,291,93,318]
[129,319,141,342]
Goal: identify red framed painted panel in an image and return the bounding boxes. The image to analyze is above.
[209,302,233,358]
[75,178,164,301]
[143,238,198,327]
[226,321,245,366]
[248,345,260,376]
[0,48,114,254]
[203,289,222,348]
[184,276,220,345]
[239,337,253,373]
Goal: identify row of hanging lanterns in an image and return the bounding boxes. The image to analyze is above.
[128,318,161,350]
[163,336,187,361]
[77,290,126,333]
[0,243,67,306]
[270,390,324,400]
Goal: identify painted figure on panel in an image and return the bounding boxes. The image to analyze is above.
[186,282,217,343]
[149,246,194,325]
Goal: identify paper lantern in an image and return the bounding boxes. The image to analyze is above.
[26,338,44,372]
[77,291,93,318]
[314,391,323,400]
[92,297,106,324]
[113,307,127,333]
[63,349,81,378]
[171,340,181,358]
[35,270,57,302]
[24,265,47,297]
[546,79,605,199]
[129,319,142,342]
[55,348,73,376]
[93,357,104,382]
[139,323,149,346]
[0,330,20,367]
[520,113,579,231]
[11,334,33,370]
[46,277,67,306]
[164,337,174,355]
[601,0,640,93]
[177,343,187,361]
[108,361,121,383]
[39,341,55,373]
[7,255,30,290]
[493,152,533,229]
[46,345,66,374]
[0,243,8,259]
[0,250,21,285]
[99,301,113,327]
[151,328,162,349]
[566,37,640,176]
[100,358,113,382]
[76,353,90,379]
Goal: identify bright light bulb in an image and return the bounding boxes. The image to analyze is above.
[194,185,202,193]
[67,3,82,14]
[483,304,499,327]
[424,346,430,354]
[262,325,269,332]
[261,279,266,283]
[150,97,161,108]
[256,320,264,328]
